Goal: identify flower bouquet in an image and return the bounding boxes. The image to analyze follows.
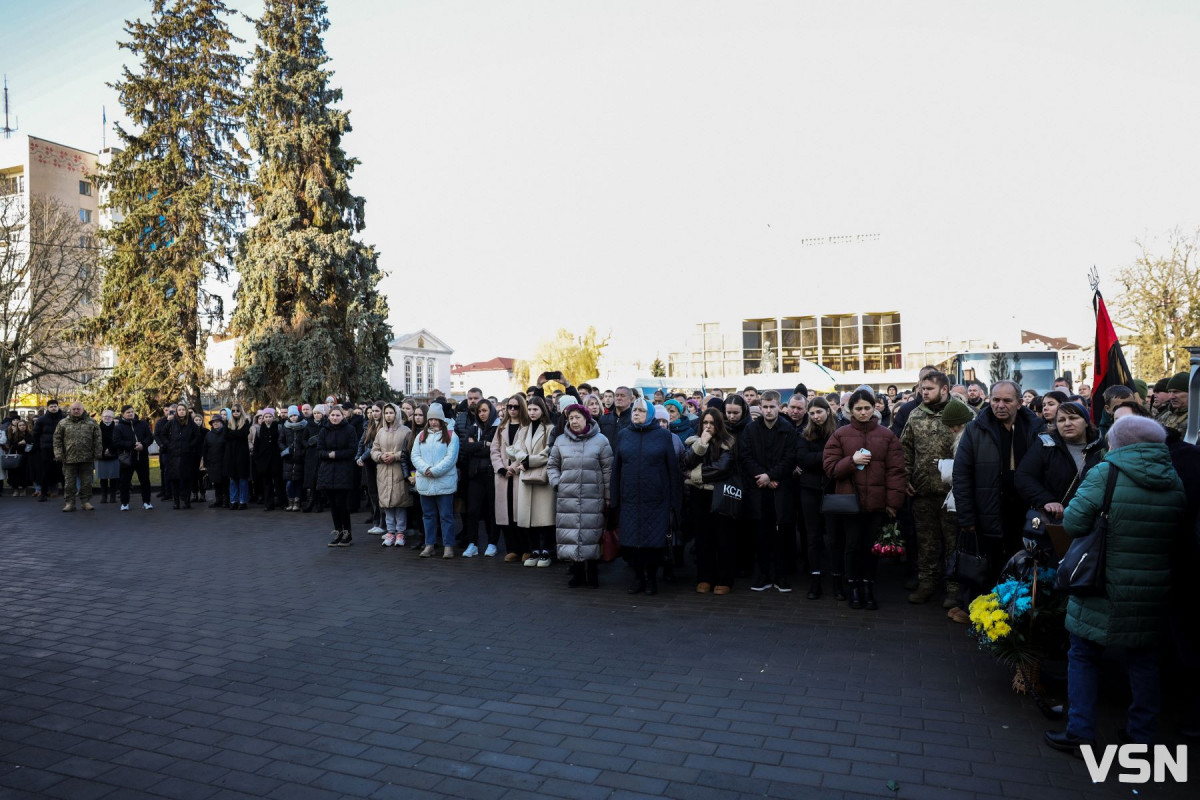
[968,546,1067,717]
[871,522,905,559]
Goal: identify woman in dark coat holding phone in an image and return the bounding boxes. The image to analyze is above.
[679,407,738,595]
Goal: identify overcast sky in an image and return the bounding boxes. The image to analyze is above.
[5,0,1199,366]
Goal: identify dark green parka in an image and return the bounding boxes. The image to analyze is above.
[1062,443,1186,648]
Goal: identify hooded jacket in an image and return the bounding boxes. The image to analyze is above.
[203,424,228,480]
[548,420,613,561]
[823,417,906,514]
[371,405,413,508]
[1063,444,1186,647]
[457,401,500,480]
[279,418,309,484]
[410,425,460,497]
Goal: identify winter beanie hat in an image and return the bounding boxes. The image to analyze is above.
[1167,372,1190,392]
[940,399,973,428]
[287,405,300,418]
[663,399,686,418]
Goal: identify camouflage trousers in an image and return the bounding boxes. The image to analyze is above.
[912,493,959,595]
[62,462,95,507]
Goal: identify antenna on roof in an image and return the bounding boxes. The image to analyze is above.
[2,76,18,139]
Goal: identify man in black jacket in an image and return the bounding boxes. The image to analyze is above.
[952,380,1042,594]
[598,386,634,445]
[739,391,798,593]
[32,399,65,501]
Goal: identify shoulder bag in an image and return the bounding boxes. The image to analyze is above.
[1055,464,1120,596]
[710,473,743,518]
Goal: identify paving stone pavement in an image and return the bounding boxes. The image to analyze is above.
[0,497,1192,799]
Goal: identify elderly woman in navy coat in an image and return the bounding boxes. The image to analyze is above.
[610,398,682,596]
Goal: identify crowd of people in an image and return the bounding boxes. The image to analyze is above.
[2,367,1196,751]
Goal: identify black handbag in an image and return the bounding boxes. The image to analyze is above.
[947,526,991,586]
[1,453,22,470]
[710,475,743,518]
[117,451,134,468]
[1024,470,1081,537]
[820,493,861,514]
[1055,464,1120,596]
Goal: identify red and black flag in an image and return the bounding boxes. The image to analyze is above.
[1091,283,1135,424]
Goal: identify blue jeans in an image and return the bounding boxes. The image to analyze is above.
[1067,633,1161,743]
[229,478,249,505]
[383,507,408,533]
[286,480,302,500]
[421,494,455,547]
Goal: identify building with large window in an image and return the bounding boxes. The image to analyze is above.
[668,312,912,389]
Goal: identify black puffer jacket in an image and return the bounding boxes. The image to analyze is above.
[163,418,204,479]
[1014,429,1104,511]
[952,405,1042,538]
[458,402,499,479]
[316,419,359,490]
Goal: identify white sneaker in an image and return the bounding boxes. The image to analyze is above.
[396,533,406,547]
[523,557,538,567]
[119,504,130,511]
[484,544,498,557]
[367,526,385,535]
[382,533,395,547]
[536,556,552,568]
[143,502,154,510]
[462,543,479,558]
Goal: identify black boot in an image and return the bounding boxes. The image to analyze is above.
[644,554,659,596]
[862,580,878,611]
[807,572,822,600]
[585,560,599,588]
[848,580,863,610]
[567,563,585,588]
[173,497,181,510]
[627,554,647,594]
[183,496,192,509]
[832,574,846,601]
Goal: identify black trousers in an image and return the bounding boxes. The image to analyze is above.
[837,511,884,582]
[801,486,843,575]
[690,490,736,587]
[460,472,498,549]
[327,488,353,532]
[119,456,152,504]
[41,458,63,493]
[755,494,787,581]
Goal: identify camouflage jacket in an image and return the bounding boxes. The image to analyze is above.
[1155,407,1188,437]
[901,402,960,495]
[53,413,102,464]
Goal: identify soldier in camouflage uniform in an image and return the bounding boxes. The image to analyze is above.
[1155,372,1190,438]
[900,371,963,606]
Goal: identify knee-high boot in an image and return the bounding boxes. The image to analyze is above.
[627,550,647,594]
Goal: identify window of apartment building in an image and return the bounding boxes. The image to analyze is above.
[0,174,23,195]
[79,180,92,196]
[820,314,860,372]
[862,313,903,371]
[79,209,93,224]
[781,316,818,371]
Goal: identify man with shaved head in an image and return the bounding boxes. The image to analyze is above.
[53,401,102,512]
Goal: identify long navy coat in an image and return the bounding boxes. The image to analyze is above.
[610,421,682,549]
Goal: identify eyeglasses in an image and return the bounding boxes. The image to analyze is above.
[507,405,520,410]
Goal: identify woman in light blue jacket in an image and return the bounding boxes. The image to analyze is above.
[410,403,460,559]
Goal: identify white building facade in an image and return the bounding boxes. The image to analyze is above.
[387,329,453,398]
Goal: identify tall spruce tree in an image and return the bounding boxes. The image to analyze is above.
[231,0,393,405]
[82,0,247,414]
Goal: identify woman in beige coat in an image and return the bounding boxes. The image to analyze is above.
[371,403,413,547]
[492,394,528,562]
[512,396,555,567]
